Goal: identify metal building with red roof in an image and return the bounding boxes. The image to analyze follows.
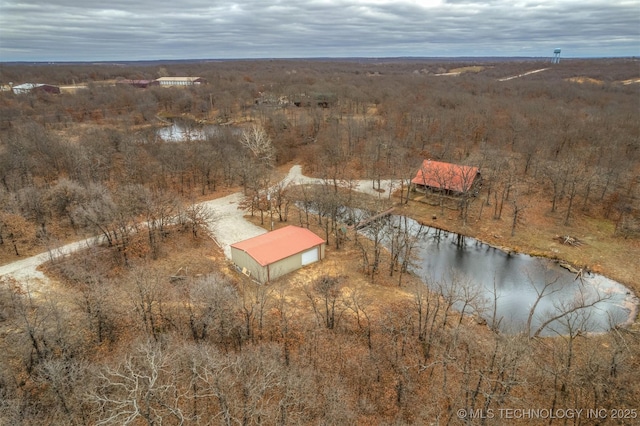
[230,225,326,283]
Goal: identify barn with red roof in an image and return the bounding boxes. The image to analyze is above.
[411,159,481,195]
[230,226,326,283]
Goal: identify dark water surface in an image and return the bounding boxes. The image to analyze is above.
[383,216,637,336]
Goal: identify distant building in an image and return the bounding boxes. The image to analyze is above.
[11,83,61,95]
[155,77,207,86]
[255,92,290,106]
[292,92,336,108]
[412,159,481,195]
[117,79,159,88]
[230,226,326,284]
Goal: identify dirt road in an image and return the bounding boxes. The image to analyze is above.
[498,68,549,81]
[0,236,101,295]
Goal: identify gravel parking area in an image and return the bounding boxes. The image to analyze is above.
[200,192,267,258]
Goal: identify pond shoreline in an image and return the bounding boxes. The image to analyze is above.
[404,214,640,332]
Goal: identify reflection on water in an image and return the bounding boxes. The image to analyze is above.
[156,122,238,142]
[295,197,636,335]
[377,216,636,336]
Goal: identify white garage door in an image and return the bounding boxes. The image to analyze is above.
[301,248,319,265]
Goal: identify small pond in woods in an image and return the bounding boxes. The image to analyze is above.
[156,121,238,142]
[357,214,637,336]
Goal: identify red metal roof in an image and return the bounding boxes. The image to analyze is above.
[411,159,479,193]
[231,226,325,266]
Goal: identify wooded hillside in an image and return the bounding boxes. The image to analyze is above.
[1,58,638,424]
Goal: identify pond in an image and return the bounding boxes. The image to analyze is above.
[156,121,238,142]
[363,214,637,336]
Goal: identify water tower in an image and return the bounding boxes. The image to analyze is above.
[552,48,561,64]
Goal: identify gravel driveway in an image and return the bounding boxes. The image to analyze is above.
[201,192,267,258]
[0,165,400,291]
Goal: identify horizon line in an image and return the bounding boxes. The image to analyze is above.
[2,55,638,65]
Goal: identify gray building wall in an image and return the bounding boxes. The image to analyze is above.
[231,244,325,284]
[230,246,264,281]
[267,253,303,282]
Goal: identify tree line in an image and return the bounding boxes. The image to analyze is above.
[1,59,638,260]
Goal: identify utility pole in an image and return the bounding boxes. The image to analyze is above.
[267,193,273,230]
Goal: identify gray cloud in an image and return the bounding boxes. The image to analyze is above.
[0,0,638,61]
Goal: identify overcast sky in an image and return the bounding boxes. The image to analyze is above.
[1,0,638,62]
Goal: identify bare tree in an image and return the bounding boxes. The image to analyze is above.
[143,189,180,258]
[180,202,217,239]
[509,183,529,236]
[456,164,480,226]
[343,288,374,351]
[128,268,173,341]
[239,279,273,342]
[305,275,344,329]
[271,283,299,366]
[240,125,276,168]
[33,358,93,423]
[563,164,593,226]
[90,339,185,425]
[532,285,610,338]
[0,212,31,256]
[269,179,292,223]
[543,159,569,214]
[354,209,389,282]
[386,215,426,286]
[76,276,119,345]
[492,163,514,220]
[412,280,444,360]
[45,178,88,231]
[179,274,242,351]
[72,183,142,264]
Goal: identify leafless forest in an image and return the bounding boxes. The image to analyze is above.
[0,58,639,424]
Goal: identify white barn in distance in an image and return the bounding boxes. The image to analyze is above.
[155,77,207,86]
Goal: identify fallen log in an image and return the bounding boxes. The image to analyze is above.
[349,207,395,230]
[556,235,583,247]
